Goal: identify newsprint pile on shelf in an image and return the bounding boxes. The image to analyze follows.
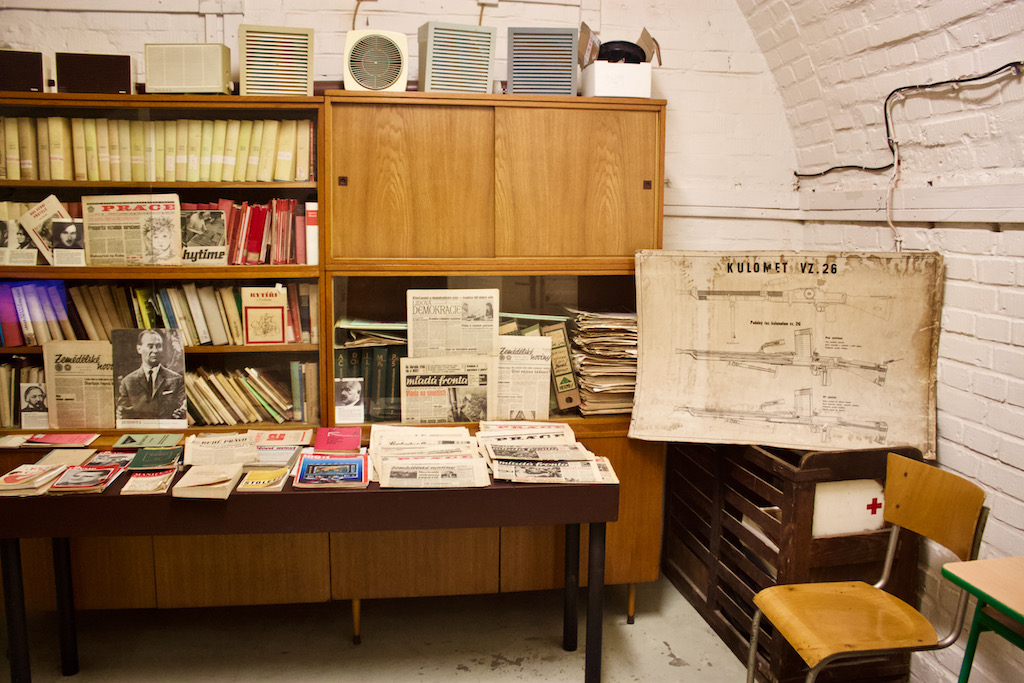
[0,423,618,499]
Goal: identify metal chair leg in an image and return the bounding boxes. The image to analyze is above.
[747,609,762,683]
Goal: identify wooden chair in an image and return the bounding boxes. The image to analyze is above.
[745,451,989,683]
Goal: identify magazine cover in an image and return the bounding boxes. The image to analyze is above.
[181,209,227,265]
[51,218,86,267]
[16,194,69,266]
[112,328,187,429]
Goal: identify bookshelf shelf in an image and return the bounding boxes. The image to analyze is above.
[2,92,323,430]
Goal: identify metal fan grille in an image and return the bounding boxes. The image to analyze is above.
[349,35,403,90]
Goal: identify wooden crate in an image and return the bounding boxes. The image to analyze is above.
[662,442,921,683]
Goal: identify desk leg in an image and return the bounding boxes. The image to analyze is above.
[1,538,31,683]
[563,523,580,652]
[52,538,79,676]
[586,522,606,683]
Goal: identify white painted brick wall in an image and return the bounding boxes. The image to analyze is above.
[2,2,1023,681]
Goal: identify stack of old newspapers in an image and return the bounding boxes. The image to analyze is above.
[477,421,618,484]
[369,424,490,488]
[568,310,638,416]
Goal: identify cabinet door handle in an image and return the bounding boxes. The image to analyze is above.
[643,180,653,190]
[338,176,348,186]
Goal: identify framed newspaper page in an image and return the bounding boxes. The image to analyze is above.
[628,251,943,458]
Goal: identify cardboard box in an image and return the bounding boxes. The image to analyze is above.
[577,22,659,98]
[581,60,651,98]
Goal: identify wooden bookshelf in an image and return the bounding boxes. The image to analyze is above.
[1,91,668,613]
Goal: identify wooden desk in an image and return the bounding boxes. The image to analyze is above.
[942,556,1024,683]
[1,479,619,683]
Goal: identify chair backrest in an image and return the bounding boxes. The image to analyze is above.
[885,452,986,561]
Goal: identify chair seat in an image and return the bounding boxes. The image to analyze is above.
[754,581,938,668]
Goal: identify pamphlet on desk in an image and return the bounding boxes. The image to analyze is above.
[237,466,290,492]
[120,468,176,495]
[128,446,183,471]
[293,450,369,489]
[172,462,244,499]
[48,464,125,494]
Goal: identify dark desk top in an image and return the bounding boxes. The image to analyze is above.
[0,478,620,539]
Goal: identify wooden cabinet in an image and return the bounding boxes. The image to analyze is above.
[324,92,667,597]
[1,91,667,609]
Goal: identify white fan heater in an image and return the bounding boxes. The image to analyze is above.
[344,30,409,92]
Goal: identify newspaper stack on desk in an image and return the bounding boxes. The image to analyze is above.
[370,424,490,488]
[569,310,638,416]
[477,421,618,484]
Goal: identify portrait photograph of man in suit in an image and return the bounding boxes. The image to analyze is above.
[113,328,187,427]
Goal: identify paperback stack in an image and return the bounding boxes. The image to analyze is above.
[0,461,67,496]
[290,426,369,489]
[568,310,638,415]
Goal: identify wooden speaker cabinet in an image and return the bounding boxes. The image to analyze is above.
[662,442,921,683]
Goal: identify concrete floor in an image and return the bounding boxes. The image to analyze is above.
[7,574,747,682]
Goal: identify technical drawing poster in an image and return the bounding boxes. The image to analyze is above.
[628,251,943,457]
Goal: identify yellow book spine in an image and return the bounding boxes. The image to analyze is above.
[117,119,132,181]
[107,119,121,181]
[95,118,111,181]
[209,119,227,182]
[233,119,253,182]
[186,119,202,182]
[70,117,87,181]
[47,117,69,181]
[129,120,146,181]
[273,119,297,182]
[163,119,177,182]
[83,118,99,181]
[153,121,165,182]
[198,119,214,182]
[17,117,38,180]
[34,117,50,181]
[245,120,264,182]
[255,119,279,183]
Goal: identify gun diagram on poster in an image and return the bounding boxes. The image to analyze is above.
[629,251,943,458]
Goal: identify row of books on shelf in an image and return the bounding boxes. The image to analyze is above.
[1,195,318,267]
[185,362,319,427]
[0,280,319,348]
[0,335,315,430]
[1,115,315,184]
[333,342,407,424]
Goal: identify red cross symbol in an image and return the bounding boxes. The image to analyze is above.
[866,498,882,515]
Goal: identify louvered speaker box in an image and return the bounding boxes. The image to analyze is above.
[0,50,44,92]
[417,22,496,94]
[507,27,578,96]
[239,24,314,96]
[145,44,232,94]
[56,52,132,94]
